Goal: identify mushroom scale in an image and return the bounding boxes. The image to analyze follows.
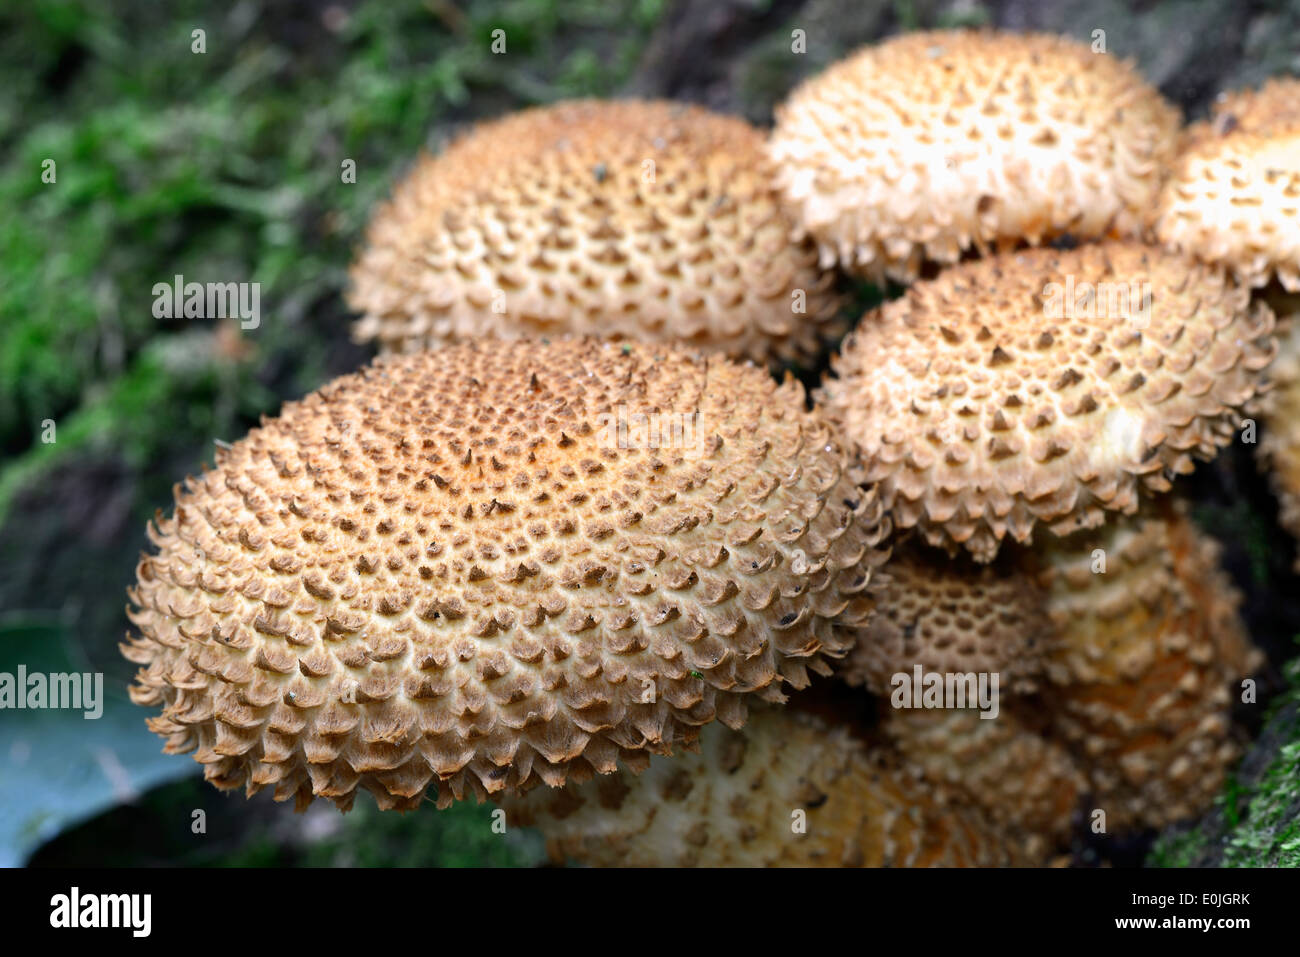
[348,100,841,365]
[769,30,1180,283]
[1196,77,1300,143]
[121,339,890,810]
[501,706,1026,866]
[819,242,1275,562]
[1156,132,1300,292]
[839,544,1051,694]
[1156,77,1300,292]
[881,706,1083,859]
[1159,79,1300,564]
[1031,501,1263,830]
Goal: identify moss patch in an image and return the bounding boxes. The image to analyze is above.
[1150,652,1300,867]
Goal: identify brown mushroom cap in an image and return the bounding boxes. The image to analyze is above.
[501,706,1026,866]
[839,545,1050,694]
[881,706,1083,859]
[769,31,1180,282]
[348,100,841,365]
[1198,77,1300,141]
[1031,500,1263,829]
[1156,80,1300,291]
[121,339,889,810]
[819,242,1275,562]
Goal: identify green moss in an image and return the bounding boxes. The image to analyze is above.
[297,795,547,868]
[0,0,667,526]
[1149,824,1209,869]
[1150,654,1300,867]
[1221,731,1300,867]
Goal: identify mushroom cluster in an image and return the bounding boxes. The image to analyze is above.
[798,34,1275,861]
[123,26,1292,867]
[1153,77,1300,566]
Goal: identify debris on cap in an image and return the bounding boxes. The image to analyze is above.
[769,31,1180,282]
[348,100,842,365]
[1189,76,1300,146]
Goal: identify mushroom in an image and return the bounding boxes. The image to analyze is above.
[1030,500,1263,830]
[121,339,890,810]
[880,706,1083,860]
[348,100,842,365]
[1259,291,1300,567]
[1154,78,1300,292]
[1154,78,1300,562]
[1198,76,1300,142]
[769,31,1180,282]
[818,241,1275,562]
[501,705,1026,866]
[838,544,1050,695]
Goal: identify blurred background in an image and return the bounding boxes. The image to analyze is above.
[2,0,1299,868]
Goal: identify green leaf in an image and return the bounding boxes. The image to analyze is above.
[0,616,197,866]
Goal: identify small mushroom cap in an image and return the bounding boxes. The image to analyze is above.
[348,100,841,365]
[1156,79,1300,291]
[121,339,889,810]
[1198,76,1300,141]
[769,30,1180,282]
[819,242,1275,562]
[882,706,1083,859]
[840,545,1050,694]
[501,706,1026,866]
[1031,500,1263,830]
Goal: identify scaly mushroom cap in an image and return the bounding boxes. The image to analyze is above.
[502,706,1025,866]
[819,242,1275,562]
[881,706,1083,858]
[769,30,1181,282]
[1156,80,1300,292]
[348,100,841,365]
[1188,76,1300,145]
[840,545,1050,694]
[121,339,890,811]
[1031,501,1263,830]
